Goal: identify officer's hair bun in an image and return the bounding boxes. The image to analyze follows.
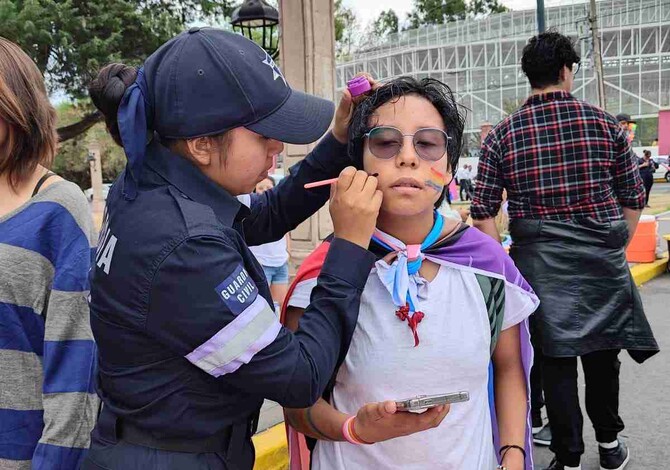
[89,63,137,147]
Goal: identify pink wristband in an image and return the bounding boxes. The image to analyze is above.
[342,416,367,445]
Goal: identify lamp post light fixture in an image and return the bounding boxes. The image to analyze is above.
[231,0,280,59]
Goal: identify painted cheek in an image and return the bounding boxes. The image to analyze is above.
[425,180,443,192]
[424,166,448,192]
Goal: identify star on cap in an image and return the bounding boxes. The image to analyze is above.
[262,52,287,87]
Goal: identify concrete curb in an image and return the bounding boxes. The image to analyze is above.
[252,423,288,470]
[252,255,669,470]
[630,252,669,287]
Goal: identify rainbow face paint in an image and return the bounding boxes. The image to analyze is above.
[426,168,448,192]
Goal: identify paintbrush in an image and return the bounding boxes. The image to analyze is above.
[304,173,378,189]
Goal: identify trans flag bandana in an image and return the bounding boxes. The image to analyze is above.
[371,210,444,346]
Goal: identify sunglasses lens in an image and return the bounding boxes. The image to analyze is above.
[367,127,403,159]
[414,129,447,161]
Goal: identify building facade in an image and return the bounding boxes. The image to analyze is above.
[336,0,670,147]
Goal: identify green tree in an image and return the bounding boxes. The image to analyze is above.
[372,9,399,38]
[334,0,360,60]
[52,102,126,189]
[406,0,467,29]
[0,0,235,142]
[468,0,508,17]
[405,0,508,29]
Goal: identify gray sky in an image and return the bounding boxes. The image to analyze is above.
[343,0,581,29]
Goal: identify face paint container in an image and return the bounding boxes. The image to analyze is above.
[347,76,372,97]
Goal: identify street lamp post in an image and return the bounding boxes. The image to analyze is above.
[87,141,104,215]
[231,0,280,59]
[537,0,545,33]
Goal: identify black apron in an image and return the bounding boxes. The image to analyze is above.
[509,218,659,363]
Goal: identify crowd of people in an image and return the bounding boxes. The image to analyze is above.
[0,26,661,470]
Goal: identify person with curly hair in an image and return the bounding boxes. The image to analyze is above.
[282,77,539,470]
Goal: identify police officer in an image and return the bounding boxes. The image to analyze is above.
[83,28,381,469]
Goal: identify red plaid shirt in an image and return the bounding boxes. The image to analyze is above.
[471,91,645,222]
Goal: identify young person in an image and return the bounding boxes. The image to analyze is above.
[282,77,539,470]
[0,37,99,469]
[638,150,657,207]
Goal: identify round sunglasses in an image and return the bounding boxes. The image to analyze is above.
[363,126,451,162]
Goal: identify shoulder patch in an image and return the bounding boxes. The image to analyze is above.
[215,264,258,315]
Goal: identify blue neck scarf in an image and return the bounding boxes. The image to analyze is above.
[371,211,445,346]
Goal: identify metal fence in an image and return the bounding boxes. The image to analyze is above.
[336,0,670,137]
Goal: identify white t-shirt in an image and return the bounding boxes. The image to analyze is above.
[288,262,536,470]
[249,237,289,267]
[456,168,471,181]
[237,193,289,268]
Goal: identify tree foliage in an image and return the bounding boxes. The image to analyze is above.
[406,0,508,29]
[52,102,126,189]
[0,0,236,141]
[334,0,360,60]
[407,0,467,29]
[372,9,399,38]
[469,0,508,17]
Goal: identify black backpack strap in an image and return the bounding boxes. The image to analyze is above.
[475,274,505,354]
[32,171,56,197]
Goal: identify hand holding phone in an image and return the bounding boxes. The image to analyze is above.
[353,399,451,444]
[395,392,469,412]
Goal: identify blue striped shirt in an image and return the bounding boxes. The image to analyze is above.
[0,180,100,469]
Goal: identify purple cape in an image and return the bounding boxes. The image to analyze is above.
[424,226,536,470]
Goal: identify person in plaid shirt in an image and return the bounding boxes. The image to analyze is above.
[472,32,659,470]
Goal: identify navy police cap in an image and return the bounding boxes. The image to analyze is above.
[117,28,335,199]
[146,27,334,143]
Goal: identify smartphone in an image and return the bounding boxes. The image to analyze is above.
[395,392,470,412]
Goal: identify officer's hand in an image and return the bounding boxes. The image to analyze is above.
[332,73,378,144]
[330,167,382,249]
[353,400,450,444]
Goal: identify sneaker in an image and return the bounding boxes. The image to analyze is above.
[533,423,552,446]
[543,457,581,470]
[599,441,630,470]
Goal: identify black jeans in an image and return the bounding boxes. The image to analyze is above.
[459,179,473,201]
[543,349,625,467]
[642,174,654,205]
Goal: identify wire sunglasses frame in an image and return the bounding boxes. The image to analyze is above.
[363,126,452,162]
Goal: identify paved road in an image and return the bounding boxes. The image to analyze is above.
[651,181,670,196]
[533,274,670,470]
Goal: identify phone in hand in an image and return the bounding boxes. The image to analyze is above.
[395,392,469,412]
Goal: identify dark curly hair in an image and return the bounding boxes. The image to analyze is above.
[521,31,580,89]
[348,77,466,208]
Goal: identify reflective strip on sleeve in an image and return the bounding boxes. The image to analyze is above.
[185,296,281,377]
